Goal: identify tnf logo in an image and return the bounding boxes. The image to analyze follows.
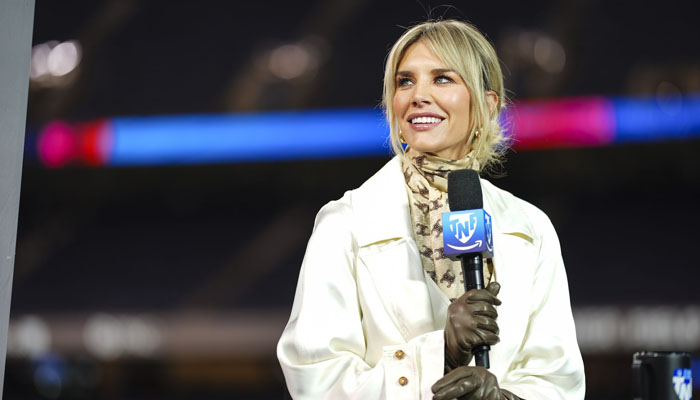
[673,368,692,400]
[448,212,477,245]
[442,209,492,256]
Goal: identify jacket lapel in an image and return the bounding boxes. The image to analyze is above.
[351,157,414,247]
[481,179,537,242]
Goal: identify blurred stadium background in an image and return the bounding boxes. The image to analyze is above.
[5,0,700,399]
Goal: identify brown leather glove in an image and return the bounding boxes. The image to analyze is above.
[432,366,523,400]
[444,282,501,369]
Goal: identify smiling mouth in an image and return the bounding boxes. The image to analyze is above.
[410,116,444,124]
[408,116,444,131]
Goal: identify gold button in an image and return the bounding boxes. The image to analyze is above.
[394,350,405,360]
[398,376,408,386]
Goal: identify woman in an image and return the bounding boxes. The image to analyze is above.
[277,20,585,399]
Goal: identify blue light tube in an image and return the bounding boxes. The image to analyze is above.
[110,109,391,165]
[613,94,700,142]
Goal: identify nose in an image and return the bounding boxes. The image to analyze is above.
[411,81,432,107]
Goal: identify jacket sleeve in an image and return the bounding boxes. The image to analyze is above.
[499,205,586,399]
[277,197,445,400]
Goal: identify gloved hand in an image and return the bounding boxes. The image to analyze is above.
[444,281,501,369]
[432,366,522,400]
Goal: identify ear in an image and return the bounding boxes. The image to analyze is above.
[485,90,499,116]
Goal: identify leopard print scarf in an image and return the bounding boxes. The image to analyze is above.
[402,148,492,301]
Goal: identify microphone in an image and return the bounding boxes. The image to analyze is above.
[443,169,494,368]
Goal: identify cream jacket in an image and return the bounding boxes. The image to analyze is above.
[277,157,585,399]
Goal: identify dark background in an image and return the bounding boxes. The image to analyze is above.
[5,0,700,399]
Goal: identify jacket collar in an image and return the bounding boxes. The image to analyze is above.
[351,157,414,247]
[351,157,537,247]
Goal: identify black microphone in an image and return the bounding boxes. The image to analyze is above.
[445,169,493,368]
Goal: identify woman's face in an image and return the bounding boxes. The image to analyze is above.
[392,41,472,160]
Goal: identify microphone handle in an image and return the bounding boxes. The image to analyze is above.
[460,253,490,369]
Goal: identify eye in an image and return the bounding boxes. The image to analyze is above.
[435,75,454,84]
[397,77,413,87]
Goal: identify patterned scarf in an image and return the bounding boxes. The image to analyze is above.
[402,148,492,301]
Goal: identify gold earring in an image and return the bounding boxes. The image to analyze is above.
[473,128,481,139]
[399,129,407,144]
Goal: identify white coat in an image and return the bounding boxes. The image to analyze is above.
[277,157,585,399]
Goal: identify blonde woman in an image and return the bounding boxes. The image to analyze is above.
[278,20,585,399]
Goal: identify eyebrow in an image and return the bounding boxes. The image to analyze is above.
[396,68,456,77]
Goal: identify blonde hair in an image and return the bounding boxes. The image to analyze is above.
[382,20,508,172]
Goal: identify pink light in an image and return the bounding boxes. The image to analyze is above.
[38,121,77,168]
[507,97,616,150]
